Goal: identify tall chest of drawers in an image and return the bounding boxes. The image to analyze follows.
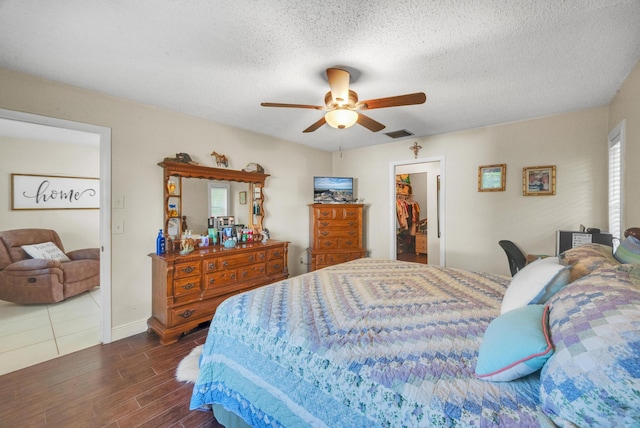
[307,204,366,271]
[148,240,288,345]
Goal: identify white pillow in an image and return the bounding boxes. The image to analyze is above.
[21,241,70,262]
[500,257,570,314]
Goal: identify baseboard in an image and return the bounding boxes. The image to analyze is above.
[110,318,149,342]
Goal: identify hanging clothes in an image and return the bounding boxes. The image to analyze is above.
[396,198,420,234]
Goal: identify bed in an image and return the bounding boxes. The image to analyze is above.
[190,241,640,427]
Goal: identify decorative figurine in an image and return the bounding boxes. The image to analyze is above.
[211,151,229,167]
[410,142,422,159]
[181,215,188,232]
[242,162,265,173]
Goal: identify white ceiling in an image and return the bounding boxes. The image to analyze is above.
[1,1,639,152]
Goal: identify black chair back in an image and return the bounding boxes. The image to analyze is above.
[498,240,527,276]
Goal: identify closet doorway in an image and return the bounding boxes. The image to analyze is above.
[390,157,445,266]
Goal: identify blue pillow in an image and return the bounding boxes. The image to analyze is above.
[476,304,553,382]
[614,236,640,264]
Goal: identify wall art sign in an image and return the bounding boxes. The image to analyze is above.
[11,174,100,210]
[478,164,506,192]
[522,165,556,196]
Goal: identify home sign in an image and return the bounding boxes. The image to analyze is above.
[11,174,100,210]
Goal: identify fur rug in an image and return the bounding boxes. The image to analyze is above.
[175,344,203,383]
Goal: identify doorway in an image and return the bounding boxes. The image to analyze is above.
[0,109,111,374]
[389,157,445,266]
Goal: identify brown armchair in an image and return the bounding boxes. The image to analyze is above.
[0,229,100,304]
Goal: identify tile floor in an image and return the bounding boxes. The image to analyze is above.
[0,287,102,376]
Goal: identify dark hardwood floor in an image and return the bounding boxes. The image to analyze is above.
[0,325,223,427]
[396,252,428,264]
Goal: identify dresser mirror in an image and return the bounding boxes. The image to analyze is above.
[158,161,268,241]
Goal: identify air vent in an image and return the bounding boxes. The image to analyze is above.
[384,129,414,139]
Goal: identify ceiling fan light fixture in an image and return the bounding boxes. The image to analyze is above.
[324,108,358,129]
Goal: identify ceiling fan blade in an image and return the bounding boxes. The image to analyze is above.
[326,68,350,105]
[303,116,326,133]
[356,113,385,132]
[358,92,426,110]
[261,102,324,110]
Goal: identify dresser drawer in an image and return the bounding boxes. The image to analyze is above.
[173,276,202,297]
[170,300,216,327]
[267,246,285,260]
[204,269,238,289]
[239,263,266,280]
[217,251,266,270]
[173,261,201,279]
[316,237,361,250]
[316,228,359,239]
[267,259,285,275]
[316,219,360,229]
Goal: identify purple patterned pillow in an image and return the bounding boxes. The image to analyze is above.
[539,265,640,426]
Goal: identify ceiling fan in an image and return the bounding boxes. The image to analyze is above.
[260,67,427,133]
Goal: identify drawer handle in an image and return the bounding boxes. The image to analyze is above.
[249,255,255,262]
[230,273,236,280]
[348,231,356,236]
[320,221,330,227]
[207,262,215,269]
[344,240,354,245]
[348,222,356,227]
[271,263,281,270]
[178,309,195,319]
[273,251,280,257]
[182,283,196,290]
[324,241,333,246]
[320,212,330,217]
[259,253,265,260]
[181,266,195,274]
[260,266,265,273]
[242,270,248,277]
[209,278,215,285]
[222,261,228,268]
[320,231,329,236]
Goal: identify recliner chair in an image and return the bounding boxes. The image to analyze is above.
[0,228,100,304]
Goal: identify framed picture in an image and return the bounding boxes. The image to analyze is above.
[478,164,506,192]
[11,174,100,210]
[523,165,556,196]
[239,191,247,205]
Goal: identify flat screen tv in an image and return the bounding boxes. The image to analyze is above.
[313,176,354,203]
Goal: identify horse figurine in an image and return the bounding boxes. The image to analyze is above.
[211,151,229,167]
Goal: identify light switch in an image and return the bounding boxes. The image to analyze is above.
[113,219,124,234]
[113,194,125,209]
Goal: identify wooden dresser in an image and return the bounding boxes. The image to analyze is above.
[307,204,366,271]
[415,233,427,255]
[148,240,288,345]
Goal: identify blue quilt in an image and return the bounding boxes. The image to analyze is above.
[190,259,543,427]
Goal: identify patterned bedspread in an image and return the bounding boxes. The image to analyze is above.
[190,259,544,427]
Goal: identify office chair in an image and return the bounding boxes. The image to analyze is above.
[498,240,528,276]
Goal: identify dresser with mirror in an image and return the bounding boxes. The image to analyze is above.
[148,160,289,345]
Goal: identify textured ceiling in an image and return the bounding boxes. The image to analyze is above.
[1,1,639,152]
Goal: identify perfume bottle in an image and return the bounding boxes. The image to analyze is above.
[167,179,176,195]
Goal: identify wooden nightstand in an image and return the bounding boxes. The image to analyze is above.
[415,233,427,255]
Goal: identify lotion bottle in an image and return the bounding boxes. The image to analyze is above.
[156,229,166,255]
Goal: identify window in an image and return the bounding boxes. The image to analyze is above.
[208,181,230,217]
[608,120,625,242]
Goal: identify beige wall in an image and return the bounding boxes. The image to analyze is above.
[0,137,100,251]
[0,67,332,338]
[334,106,611,275]
[1,59,638,338]
[609,59,640,228]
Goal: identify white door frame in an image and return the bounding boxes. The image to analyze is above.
[389,156,446,266]
[0,108,112,343]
